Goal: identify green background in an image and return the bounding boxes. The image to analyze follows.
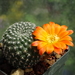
[0,0,75,75]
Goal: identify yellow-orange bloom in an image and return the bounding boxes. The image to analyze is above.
[32,22,74,55]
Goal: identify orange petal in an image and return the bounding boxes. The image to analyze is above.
[62,40,74,46]
[43,24,51,34]
[33,31,47,41]
[60,25,68,32]
[67,30,74,35]
[49,22,55,25]
[39,48,46,55]
[31,41,39,46]
[32,29,45,36]
[46,44,54,54]
[58,42,66,49]
[32,30,40,35]
[58,25,68,37]
[60,36,73,41]
[32,26,48,38]
[35,26,48,35]
[53,42,61,48]
[37,42,47,50]
[58,30,74,38]
[49,22,55,35]
[34,35,46,41]
[55,24,61,34]
[58,31,69,38]
[54,48,62,54]
[37,42,47,55]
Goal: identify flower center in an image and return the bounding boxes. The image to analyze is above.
[47,34,59,44]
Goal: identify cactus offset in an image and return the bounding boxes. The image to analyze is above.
[2,22,40,69]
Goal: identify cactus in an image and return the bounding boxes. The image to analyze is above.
[2,22,40,69]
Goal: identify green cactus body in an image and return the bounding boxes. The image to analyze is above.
[2,22,40,69]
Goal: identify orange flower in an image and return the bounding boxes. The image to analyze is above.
[32,22,74,55]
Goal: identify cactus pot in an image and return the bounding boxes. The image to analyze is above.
[0,49,69,75]
[43,49,69,75]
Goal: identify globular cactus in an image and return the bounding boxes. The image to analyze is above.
[2,22,40,69]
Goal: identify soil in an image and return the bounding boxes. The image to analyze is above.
[0,49,68,75]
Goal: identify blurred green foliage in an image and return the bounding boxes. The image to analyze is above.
[0,0,75,74]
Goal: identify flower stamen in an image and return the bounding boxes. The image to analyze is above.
[47,34,59,44]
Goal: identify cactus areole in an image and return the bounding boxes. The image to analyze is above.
[2,22,40,69]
